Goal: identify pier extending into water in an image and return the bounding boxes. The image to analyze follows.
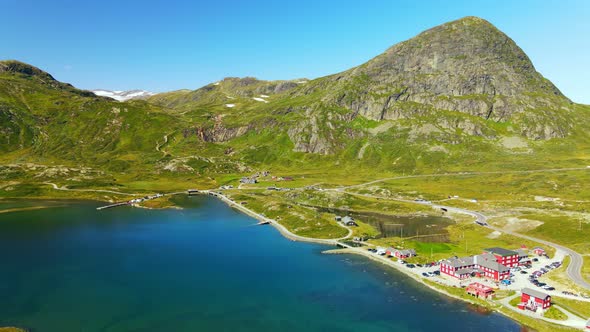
[96,202,128,210]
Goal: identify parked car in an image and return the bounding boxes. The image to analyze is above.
[406,264,416,269]
[422,272,429,277]
[520,270,528,274]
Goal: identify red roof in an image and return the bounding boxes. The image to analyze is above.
[466,282,494,293]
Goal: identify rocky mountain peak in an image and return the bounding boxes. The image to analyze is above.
[295,16,571,140]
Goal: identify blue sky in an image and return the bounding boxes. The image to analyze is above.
[2,0,589,103]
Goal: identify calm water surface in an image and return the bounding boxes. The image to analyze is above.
[0,196,522,331]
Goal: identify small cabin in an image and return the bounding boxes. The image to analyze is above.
[519,288,551,312]
[394,249,417,259]
[466,282,495,299]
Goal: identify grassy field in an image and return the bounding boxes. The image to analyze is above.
[543,306,568,320]
[552,296,590,319]
[223,189,348,239]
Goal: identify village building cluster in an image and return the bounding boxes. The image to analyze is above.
[440,247,533,282]
[433,245,561,313]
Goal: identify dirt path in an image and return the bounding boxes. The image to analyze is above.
[155,134,170,156]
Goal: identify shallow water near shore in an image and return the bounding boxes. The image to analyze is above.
[0,196,522,331]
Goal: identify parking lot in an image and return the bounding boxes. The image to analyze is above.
[364,247,590,301]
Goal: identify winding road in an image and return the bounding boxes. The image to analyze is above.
[339,190,590,291]
[435,204,590,290]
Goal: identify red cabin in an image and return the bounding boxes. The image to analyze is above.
[519,288,551,311]
[465,282,495,299]
[394,249,416,259]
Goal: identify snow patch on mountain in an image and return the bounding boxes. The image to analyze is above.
[92,89,155,101]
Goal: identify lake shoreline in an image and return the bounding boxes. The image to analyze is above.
[206,192,547,332]
[0,193,561,331]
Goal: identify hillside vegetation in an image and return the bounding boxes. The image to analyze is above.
[1,17,589,258]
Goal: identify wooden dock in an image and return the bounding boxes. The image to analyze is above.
[96,202,128,211]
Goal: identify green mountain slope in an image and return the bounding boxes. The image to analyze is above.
[1,17,590,188]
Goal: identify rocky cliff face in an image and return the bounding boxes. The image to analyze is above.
[293,16,572,139]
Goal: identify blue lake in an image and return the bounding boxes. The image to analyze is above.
[0,196,523,331]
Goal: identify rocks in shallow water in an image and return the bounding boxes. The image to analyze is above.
[0,327,28,332]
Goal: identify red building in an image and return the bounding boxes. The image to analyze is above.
[439,254,510,281]
[519,288,551,311]
[465,282,495,299]
[393,249,416,259]
[440,256,476,280]
[474,254,510,281]
[484,247,519,268]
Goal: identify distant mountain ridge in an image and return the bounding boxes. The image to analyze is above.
[91,89,155,101]
[1,16,589,180]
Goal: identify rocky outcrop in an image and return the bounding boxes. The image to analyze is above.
[293,16,572,139]
[183,125,250,143]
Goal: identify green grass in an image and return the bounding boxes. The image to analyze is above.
[423,280,576,332]
[368,218,553,264]
[224,190,348,239]
[543,307,568,321]
[509,296,521,307]
[552,296,590,319]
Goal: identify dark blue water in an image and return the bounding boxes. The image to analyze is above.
[0,196,522,331]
